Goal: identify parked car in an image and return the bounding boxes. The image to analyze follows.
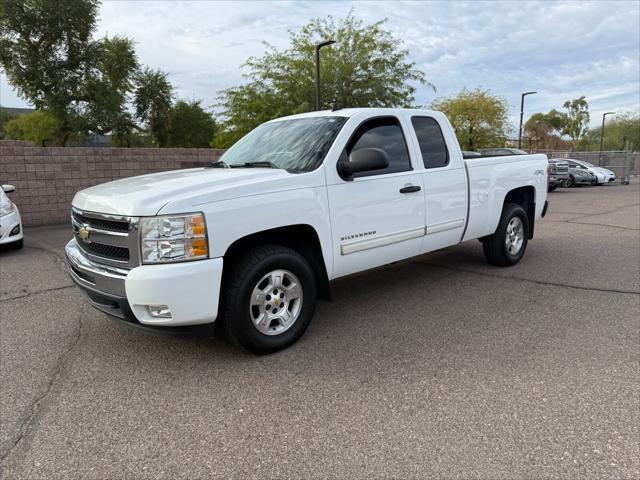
[547,159,570,191]
[478,148,528,156]
[0,184,23,249]
[566,161,597,187]
[65,108,549,354]
[566,159,616,185]
[462,150,481,158]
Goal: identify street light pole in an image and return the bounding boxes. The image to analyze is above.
[517,91,537,149]
[598,112,615,166]
[314,39,336,111]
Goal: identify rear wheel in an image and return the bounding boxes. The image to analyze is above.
[548,185,557,192]
[568,175,576,187]
[220,245,317,354]
[482,203,529,267]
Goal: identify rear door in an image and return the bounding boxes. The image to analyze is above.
[327,115,426,278]
[409,115,468,252]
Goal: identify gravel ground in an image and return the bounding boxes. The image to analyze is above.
[1,180,638,479]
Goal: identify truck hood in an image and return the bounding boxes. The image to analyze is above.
[72,167,299,216]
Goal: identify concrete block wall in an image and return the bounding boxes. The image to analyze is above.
[0,140,224,226]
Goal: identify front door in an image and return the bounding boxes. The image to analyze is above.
[327,116,426,278]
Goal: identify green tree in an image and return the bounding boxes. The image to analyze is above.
[84,36,139,136]
[580,111,640,152]
[166,100,215,148]
[0,0,100,144]
[562,96,590,143]
[0,109,16,139]
[213,13,432,147]
[430,88,511,150]
[3,109,59,145]
[524,109,568,150]
[134,68,174,147]
[0,0,158,145]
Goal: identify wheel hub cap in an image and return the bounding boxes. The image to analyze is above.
[505,217,524,255]
[250,269,303,336]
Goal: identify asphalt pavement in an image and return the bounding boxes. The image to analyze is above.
[1,181,638,479]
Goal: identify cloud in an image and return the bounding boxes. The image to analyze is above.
[1,0,638,129]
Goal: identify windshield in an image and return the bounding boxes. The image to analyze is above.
[581,161,594,167]
[220,116,348,172]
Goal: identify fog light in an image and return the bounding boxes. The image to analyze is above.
[9,225,20,236]
[147,304,171,319]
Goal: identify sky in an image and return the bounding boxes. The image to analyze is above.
[1,0,639,130]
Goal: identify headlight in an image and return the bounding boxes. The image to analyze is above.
[140,213,208,264]
[0,200,15,217]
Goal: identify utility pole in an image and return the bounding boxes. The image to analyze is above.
[517,91,537,149]
[314,40,336,111]
[598,112,615,166]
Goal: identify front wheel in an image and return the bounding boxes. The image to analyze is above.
[220,245,317,354]
[482,203,529,267]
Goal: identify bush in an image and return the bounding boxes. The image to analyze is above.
[166,100,215,148]
[3,110,59,145]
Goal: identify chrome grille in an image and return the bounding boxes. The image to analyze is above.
[71,208,139,268]
[72,210,129,233]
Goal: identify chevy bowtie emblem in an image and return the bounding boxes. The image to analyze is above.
[78,225,91,243]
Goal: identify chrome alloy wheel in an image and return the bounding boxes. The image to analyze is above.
[249,269,303,336]
[505,217,524,255]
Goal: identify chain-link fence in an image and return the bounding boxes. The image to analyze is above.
[532,150,638,185]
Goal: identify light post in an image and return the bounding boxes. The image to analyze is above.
[517,91,537,149]
[598,111,615,166]
[314,39,336,111]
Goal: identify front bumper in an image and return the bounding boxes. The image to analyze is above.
[597,174,616,184]
[65,239,223,335]
[0,209,23,245]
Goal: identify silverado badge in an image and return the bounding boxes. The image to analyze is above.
[78,225,91,243]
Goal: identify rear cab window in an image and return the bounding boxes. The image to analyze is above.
[411,117,449,169]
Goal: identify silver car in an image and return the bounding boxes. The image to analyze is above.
[566,159,616,185]
[566,161,597,187]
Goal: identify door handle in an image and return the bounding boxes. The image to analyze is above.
[399,185,421,194]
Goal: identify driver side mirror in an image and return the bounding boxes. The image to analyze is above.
[338,148,389,180]
[2,184,15,193]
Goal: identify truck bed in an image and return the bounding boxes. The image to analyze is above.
[462,154,548,242]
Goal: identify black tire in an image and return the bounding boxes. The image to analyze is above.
[220,245,317,354]
[482,203,529,267]
[548,185,557,192]
[568,175,576,187]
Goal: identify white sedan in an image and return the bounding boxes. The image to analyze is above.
[0,184,23,249]
[566,159,616,185]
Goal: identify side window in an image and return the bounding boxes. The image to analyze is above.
[345,117,411,176]
[411,116,449,168]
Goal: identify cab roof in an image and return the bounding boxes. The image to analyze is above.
[268,107,443,122]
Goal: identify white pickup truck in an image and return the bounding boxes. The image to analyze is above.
[66,108,549,353]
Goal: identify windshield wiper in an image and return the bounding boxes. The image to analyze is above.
[208,160,230,168]
[231,161,281,169]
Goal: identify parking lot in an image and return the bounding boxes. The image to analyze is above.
[1,181,638,479]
